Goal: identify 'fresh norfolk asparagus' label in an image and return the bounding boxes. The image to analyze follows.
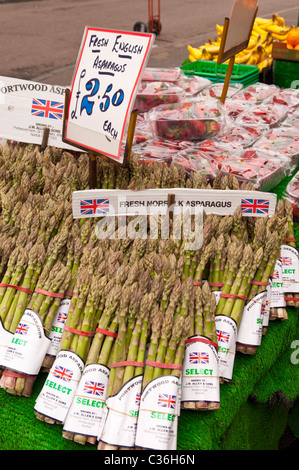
[100,375,143,447]
[34,349,84,423]
[63,363,110,438]
[0,319,13,367]
[280,244,299,293]
[215,315,237,381]
[270,259,286,309]
[135,375,180,451]
[46,299,71,357]
[2,309,51,375]
[181,335,220,403]
[237,291,266,347]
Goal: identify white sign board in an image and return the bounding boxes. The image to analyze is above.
[63,27,154,164]
[218,0,258,63]
[0,76,76,151]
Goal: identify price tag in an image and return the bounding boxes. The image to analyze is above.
[63,27,154,164]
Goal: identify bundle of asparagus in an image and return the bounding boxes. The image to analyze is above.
[236,222,282,354]
[214,237,265,380]
[134,277,192,450]
[98,291,154,450]
[34,261,110,424]
[181,280,219,410]
[0,258,72,396]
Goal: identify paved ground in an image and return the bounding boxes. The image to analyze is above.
[0,0,298,86]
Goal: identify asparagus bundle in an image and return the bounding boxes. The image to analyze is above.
[0,242,46,335]
[34,266,110,424]
[181,280,219,410]
[0,259,72,396]
[236,229,280,354]
[134,279,191,451]
[215,242,260,381]
[62,313,120,445]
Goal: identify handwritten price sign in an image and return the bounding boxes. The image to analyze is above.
[63,27,154,164]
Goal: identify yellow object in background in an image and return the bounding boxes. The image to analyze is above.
[186,14,292,72]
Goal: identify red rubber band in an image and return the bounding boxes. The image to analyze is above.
[220,293,247,300]
[145,360,182,370]
[0,283,33,295]
[65,291,73,297]
[63,325,95,337]
[284,238,296,242]
[35,288,64,299]
[96,327,118,338]
[209,282,224,287]
[110,360,145,368]
[2,370,35,381]
[251,281,268,286]
[185,336,219,351]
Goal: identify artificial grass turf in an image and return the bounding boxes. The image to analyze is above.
[0,173,298,451]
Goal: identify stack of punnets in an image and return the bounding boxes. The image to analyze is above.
[0,75,299,451]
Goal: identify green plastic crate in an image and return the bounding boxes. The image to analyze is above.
[181,60,259,86]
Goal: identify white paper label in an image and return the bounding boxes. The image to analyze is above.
[237,291,266,346]
[0,75,77,150]
[72,188,277,219]
[262,281,271,328]
[280,244,299,293]
[270,259,286,308]
[46,299,71,357]
[213,291,222,306]
[34,349,84,423]
[135,375,179,450]
[181,335,219,403]
[2,309,51,375]
[100,375,143,447]
[215,315,237,381]
[0,319,13,367]
[64,28,154,163]
[63,363,110,438]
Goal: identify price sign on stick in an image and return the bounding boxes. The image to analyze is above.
[217,0,258,104]
[63,27,154,167]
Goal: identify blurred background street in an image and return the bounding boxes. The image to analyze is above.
[0,0,298,86]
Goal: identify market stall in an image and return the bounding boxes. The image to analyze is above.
[0,5,299,452]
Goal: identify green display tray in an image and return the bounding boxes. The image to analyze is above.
[181,60,260,85]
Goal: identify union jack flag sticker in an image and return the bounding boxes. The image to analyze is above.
[241,198,270,215]
[31,98,64,119]
[84,380,105,396]
[158,393,176,409]
[57,311,67,324]
[15,323,29,335]
[53,365,73,382]
[136,392,141,406]
[80,198,109,216]
[272,269,280,279]
[217,329,230,343]
[280,257,292,266]
[189,352,209,364]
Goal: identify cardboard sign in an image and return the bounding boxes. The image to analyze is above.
[72,188,277,219]
[63,27,154,165]
[217,0,258,64]
[0,76,77,151]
